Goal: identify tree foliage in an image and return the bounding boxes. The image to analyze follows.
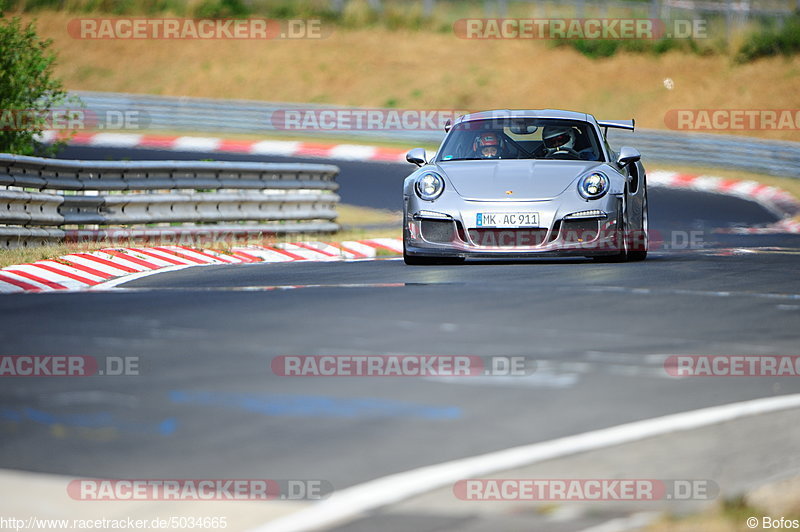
[0,7,68,155]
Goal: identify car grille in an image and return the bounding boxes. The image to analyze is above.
[560,219,601,243]
[468,228,548,247]
[421,220,456,244]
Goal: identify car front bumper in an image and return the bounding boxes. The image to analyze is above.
[404,194,625,258]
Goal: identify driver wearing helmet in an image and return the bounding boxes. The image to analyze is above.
[473,132,503,159]
[542,125,598,160]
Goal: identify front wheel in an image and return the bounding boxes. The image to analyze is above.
[627,193,648,262]
[593,199,632,263]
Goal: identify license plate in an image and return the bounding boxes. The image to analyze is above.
[476,212,539,228]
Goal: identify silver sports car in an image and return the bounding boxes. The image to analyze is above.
[402,109,648,265]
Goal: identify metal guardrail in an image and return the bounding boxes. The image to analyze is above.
[74,90,437,143]
[606,129,800,178]
[71,91,800,179]
[0,154,340,248]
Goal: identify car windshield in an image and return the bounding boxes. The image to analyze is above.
[437,118,604,162]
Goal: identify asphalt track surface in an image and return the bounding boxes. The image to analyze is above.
[1,145,799,530]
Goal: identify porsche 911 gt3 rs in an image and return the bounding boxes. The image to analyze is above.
[403,109,648,265]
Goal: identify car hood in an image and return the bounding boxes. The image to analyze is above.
[437,160,603,201]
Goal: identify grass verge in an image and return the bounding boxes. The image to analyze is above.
[645,476,800,531]
[0,241,110,269]
[736,13,800,64]
[12,12,800,142]
[336,204,401,226]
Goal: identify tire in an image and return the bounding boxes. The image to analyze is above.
[627,192,648,262]
[593,201,629,262]
[596,194,648,263]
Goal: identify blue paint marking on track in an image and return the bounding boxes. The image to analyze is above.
[0,407,177,435]
[168,390,461,420]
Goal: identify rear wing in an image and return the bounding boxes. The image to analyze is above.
[598,119,635,137]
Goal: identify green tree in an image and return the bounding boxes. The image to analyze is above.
[0,7,69,155]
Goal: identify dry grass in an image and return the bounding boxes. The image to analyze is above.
[645,500,795,532]
[646,514,746,532]
[14,12,800,141]
[0,241,111,269]
[645,477,800,532]
[336,203,401,226]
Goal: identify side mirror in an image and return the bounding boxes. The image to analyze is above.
[616,146,641,167]
[406,148,427,167]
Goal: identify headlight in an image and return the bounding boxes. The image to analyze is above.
[415,172,445,201]
[578,172,609,199]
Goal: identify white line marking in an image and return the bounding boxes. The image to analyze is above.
[327,144,377,160]
[249,393,800,532]
[250,140,302,156]
[424,372,579,388]
[88,133,143,148]
[581,285,800,301]
[173,136,222,151]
